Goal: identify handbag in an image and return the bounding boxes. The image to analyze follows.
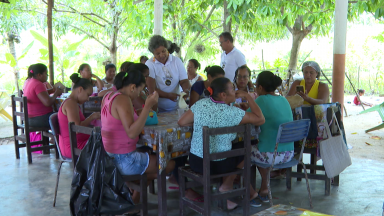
[145,110,158,125]
[319,110,352,178]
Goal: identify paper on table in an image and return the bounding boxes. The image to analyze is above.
[178,92,188,109]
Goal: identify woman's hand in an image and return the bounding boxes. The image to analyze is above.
[91,74,98,79]
[54,87,64,97]
[167,92,179,102]
[145,91,159,108]
[239,102,250,111]
[297,90,309,101]
[235,90,249,99]
[91,112,101,120]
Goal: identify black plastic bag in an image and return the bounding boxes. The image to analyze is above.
[70,131,134,216]
[300,106,318,140]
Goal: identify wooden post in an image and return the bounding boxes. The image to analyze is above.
[47,0,54,85]
[154,0,163,35]
[332,0,348,118]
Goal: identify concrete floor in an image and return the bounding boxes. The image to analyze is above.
[0,143,383,216]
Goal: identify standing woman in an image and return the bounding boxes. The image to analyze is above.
[23,63,63,128]
[145,35,191,112]
[233,65,257,104]
[189,66,225,107]
[286,61,329,105]
[187,59,203,86]
[77,63,104,91]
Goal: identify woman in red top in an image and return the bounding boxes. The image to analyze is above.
[23,63,63,128]
[57,73,101,158]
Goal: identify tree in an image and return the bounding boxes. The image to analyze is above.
[22,0,153,65]
[30,30,84,84]
[0,0,35,92]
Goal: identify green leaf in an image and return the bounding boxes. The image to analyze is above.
[5,53,16,67]
[30,30,48,47]
[18,41,34,61]
[39,49,49,56]
[66,38,85,52]
[63,59,70,69]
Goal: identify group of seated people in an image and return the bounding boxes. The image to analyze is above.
[22,34,330,210]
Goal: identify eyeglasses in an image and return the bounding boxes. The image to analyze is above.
[236,75,249,80]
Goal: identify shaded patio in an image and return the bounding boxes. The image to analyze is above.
[0,139,382,216]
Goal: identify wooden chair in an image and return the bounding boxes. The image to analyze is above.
[178,124,252,216]
[252,119,313,208]
[68,122,148,216]
[12,95,58,164]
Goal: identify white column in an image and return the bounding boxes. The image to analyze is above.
[154,0,163,35]
[332,0,348,114]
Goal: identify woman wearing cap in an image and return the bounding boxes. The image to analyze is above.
[145,35,190,113]
[287,61,329,105]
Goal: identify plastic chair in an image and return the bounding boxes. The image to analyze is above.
[49,113,72,207]
[360,102,384,133]
[252,119,312,208]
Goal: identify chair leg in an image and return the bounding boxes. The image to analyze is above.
[178,170,186,216]
[251,165,257,191]
[43,135,50,155]
[55,144,59,159]
[325,175,331,196]
[203,181,211,216]
[27,139,33,164]
[148,180,155,194]
[53,161,64,207]
[14,138,20,159]
[140,174,148,216]
[286,167,292,190]
[301,162,313,208]
[267,168,273,207]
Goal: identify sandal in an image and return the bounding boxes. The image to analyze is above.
[191,195,204,202]
[258,194,269,203]
[124,210,140,216]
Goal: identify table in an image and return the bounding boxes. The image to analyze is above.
[138,111,260,216]
[55,96,102,115]
[251,204,332,216]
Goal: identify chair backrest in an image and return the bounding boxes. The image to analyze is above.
[11,95,30,134]
[275,119,311,161]
[69,122,101,168]
[202,124,252,177]
[49,113,68,161]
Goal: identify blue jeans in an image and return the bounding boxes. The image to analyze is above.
[107,151,150,175]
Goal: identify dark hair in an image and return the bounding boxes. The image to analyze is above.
[119,61,134,72]
[188,59,200,70]
[206,65,225,79]
[114,70,146,90]
[140,56,149,63]
[128,63,149,74]
[234,65,251,83]
[167,40,180,54]
[28,63,48,78]
[358,89,365,94]
[70,73,93,90]
[78,63,91,73]
[26,65,33,79]
[219,32,234,43]
[256,71,282,92]
[148,35,180,54]
[210,77,231,100]
[105,63,116,72]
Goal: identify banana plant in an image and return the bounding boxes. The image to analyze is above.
[30,30,85,86]
[0,41,34,67]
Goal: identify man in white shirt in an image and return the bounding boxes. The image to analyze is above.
[219,32,247,81]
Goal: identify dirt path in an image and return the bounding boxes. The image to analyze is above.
[343,95,384,162]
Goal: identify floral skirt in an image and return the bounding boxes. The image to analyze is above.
[251,146,294,165]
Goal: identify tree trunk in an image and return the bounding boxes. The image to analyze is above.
[110,14,119,65]
[47,0,54,85]
[7,33,20,93]
[287,16,313,71]
[61,66,65,84]
[223,0,232,33]
[288,32,306,70]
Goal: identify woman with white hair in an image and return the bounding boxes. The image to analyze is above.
[287,61,330,105]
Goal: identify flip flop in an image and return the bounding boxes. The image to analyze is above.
[191,195,204,202]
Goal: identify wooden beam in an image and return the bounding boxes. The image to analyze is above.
[47,0,54,85]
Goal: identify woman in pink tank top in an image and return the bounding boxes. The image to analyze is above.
[101,70,175,204]
[58,73,101,158]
